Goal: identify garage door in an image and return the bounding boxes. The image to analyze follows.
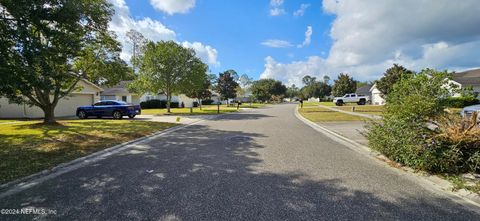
[55,94,94,117]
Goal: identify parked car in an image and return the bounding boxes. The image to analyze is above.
[333,93,370,106]
[461,104,480,121]
[76,100,141,119]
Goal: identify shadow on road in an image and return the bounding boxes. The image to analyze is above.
[1,123,477,220]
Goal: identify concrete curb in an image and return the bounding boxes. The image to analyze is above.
[0,116,214,199]
[294,106,480,214]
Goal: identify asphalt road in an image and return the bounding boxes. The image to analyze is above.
[1,104,479,220]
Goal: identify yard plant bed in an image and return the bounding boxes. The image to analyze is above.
[0,120,176,184]
[299,107,367,122]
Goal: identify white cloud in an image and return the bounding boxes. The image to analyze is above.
[297,26,312,48]
[269,0,286,16]
[262,0,480,85]
[293,4,310,17]
[149,0,196,15]
[108,0,219,66]
[261,39,293,48]
[182,41,220,66]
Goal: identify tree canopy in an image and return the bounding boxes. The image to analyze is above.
[286,84,300,99]
[331,73,357,97]
[129,41,208,112]
[300,75,331,99]
[375,64,414,97]
[216,70,239,101]
[250,79,287,102]
[0,0,128,123]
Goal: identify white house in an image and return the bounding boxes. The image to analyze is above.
[100,81,141,104]
[0,79,103,118]
[367,68,480,106]
[451,68,480,98]
[369,83,386,105]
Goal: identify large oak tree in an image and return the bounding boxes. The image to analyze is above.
[0,0,128,123]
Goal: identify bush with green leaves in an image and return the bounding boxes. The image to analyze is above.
[367,69,480,173]
[140,100,179,109]
[440,96,479,108]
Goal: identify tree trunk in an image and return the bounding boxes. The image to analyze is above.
[166,93,171,113]
[43,105,56,124]
[199,99,202,110]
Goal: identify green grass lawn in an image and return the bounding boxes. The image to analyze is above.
[238,103,266,108]
[0,119,176,184]
[333,105,385,116]
[299,107,367,122]
[302,101,335,107]
[0,119,23,123]
[141,105,239,115]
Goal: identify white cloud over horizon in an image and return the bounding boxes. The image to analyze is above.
[149,0,196,15]
[261,0,480,86]
[261,39,293,48]
[108,0,219,67]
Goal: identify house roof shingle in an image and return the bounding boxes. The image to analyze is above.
[356,84,373,96]
[452,69,480,86]
[101,81,132,95]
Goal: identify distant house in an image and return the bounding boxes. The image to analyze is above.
[356,84,373,97]
[366,68,480,106]
[100,81,141,104]
[369,84,385,105]
[140,93,199,107]
[451,68,480,98]
[0,79,103,118]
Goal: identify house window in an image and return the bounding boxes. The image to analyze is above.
[122,96,127,102]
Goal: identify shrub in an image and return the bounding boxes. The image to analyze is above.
[140,99,179,109]
[367,69,480,173]
[201,99,214,105]
[440,96,479,108]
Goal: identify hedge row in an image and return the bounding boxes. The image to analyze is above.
[440,96,479,108]
[140,100,179,109]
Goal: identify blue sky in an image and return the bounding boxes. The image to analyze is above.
[121,0,333,78]
[110,0,480,86]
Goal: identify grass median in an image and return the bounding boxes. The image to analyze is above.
[141,103,266,116]
[302,101,335,107]
[0,119,176,184]
[332,105,384,116]
[299,107,367,122]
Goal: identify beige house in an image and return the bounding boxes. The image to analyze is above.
[100,81,141,104]
[0,79,103,118]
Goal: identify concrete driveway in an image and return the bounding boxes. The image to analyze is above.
[0,104,478,220]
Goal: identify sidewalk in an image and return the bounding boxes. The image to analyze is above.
[316,121,368,146]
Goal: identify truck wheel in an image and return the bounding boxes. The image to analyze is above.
[336,100,344,106]
[113,111,123,119]
[128,114,136,119]
[78,111,87,119]
[358,99,366,105]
